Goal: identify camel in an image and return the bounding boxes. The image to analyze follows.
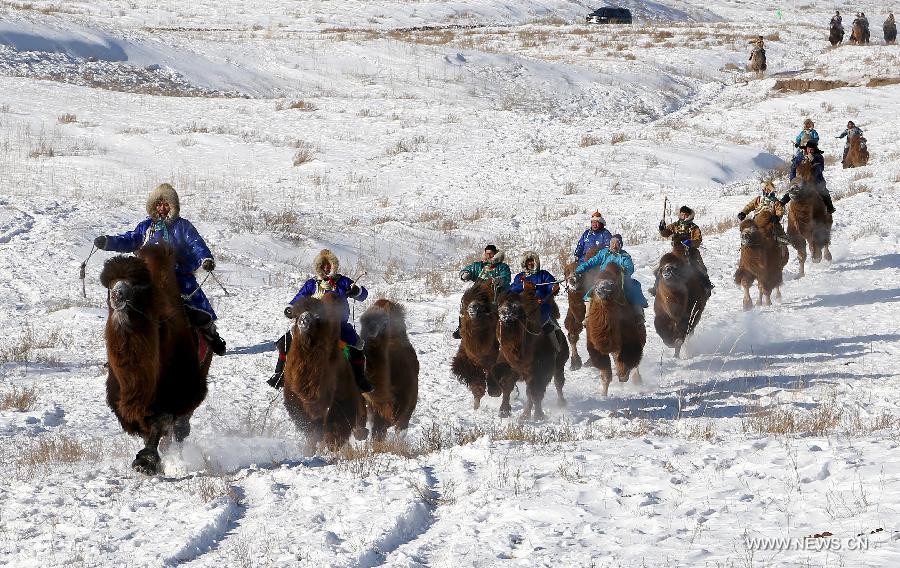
[493,283,567,421]
[563,246,601,370]
[843,132,869,168]
[359,299,419,440]
[451,280,502,410]
[829,20,844,46]
[283,295,367,453]
[734,210,790,310]
[787,161,833,277]
[100,244,211,475]
[748,47,766,74]
[653,242,709,359]
[850,21,869,44]
[585,263,646,397]
[886,18,898,43]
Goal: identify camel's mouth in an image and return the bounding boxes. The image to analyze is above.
[594,280,616,300]
[109,281,133,311]
[662,265,678,280]
[296,311,319,333]
[466,303,488,318]
[498,305,519,324]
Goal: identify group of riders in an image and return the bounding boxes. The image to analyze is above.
[93,114,848,397]
[830,10,896,38]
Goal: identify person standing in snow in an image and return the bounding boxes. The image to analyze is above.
[268,249,372,392]
[94,182,226,356]
[573,211,613,263]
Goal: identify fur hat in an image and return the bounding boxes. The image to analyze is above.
[590,211,606,225]
[803,118,814,129]
[484,244,498,254]
[610,233,624,246]
[678,206,695,222]
[314,249,339,279]
[488,249,506,265]
[762,180,776,193]
[520,251,541,271]
[145,183,180,220]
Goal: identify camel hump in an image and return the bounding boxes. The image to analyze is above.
[100,255,151,289]
[373,298,406,319]
[137,243,177,278]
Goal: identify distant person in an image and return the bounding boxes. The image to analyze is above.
[837,120,864,165]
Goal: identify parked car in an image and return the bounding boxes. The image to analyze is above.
[585,7,633,24]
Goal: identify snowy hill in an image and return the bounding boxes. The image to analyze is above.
[1,1,900,566]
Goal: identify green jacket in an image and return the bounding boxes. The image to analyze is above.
[460,255,511,290]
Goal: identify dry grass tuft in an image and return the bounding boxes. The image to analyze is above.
[580,134,601,147]
[292,142,316,166]
[742,399,842,437]
[0,386,38,411]
[277,99,317,111]
[17,434,104,467]
[610,132,628,144]
[773,79,850,92]
[865,77,900,88]
[57,113,77,124]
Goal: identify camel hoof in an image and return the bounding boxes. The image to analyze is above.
[486,383,502,397]
[532,411,547,422]
[173,416,191,443]
[499,407,511,418]
[569,358,582,371]
[743,301,753,311]
[353,427,369,441]
[824,249,832,262]
[473,397,482,410]
[132,449,161,475]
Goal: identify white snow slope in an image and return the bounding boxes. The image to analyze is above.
[2,1,900,566]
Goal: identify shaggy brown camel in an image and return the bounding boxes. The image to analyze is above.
[830,20,845,46]
[100,244,211,475]
[734,210,790,310]
[563,246,601,370]
[360,299,419,439]
[787,161,833,277]
[451,280,502,409]
[494,283,567,421]
[283,295,368,453]
[653,242,709,359]
[850,20,869,44]
[585,263,646,397]
[748,47,767,74]
[886,16,897,43]
[842,133,869,168]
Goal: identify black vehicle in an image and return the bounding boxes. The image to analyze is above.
[585,7,633,24]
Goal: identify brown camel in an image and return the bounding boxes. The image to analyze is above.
[829,21,844,46]
[360,299,419,440]
[494,283,565,421]
[748,47,766,74]
[563,246,601,370]
[842,133,869,168]
[787,161,833,277]
[585,263,646,397]
[283,295,367,453]
[451,280,501,410]
[734,210,790,310]
[886,18,898,43]
[653,243,709,359]
[850,21,869,44]
[100,244,211,475]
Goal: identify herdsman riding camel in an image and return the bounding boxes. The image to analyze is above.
[95,182,227,356]
[790,118,819,179]
[573,234,648,322]
[837,120,864,165]
[452,244,511,339]
[650,206,714,295]
[787,140,835,214]
[509,251,563,351]
[268,249,373,393]
[738,181,790,244]
[573,210,613,262]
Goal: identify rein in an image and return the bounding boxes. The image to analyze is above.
[79,245,97,298]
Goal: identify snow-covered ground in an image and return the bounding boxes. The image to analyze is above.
[2,1,899,566]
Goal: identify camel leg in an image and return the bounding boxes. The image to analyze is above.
[630,367,643,386]
[554,368,567,408]
[597,355,613,397]
[173,413,192,443]
[674,339,683,359]
[470,378,486,410]
[823,245,832,262]
[775,287,782,301]
[133,414,173,475]
[371,412,389,442]
[499,387,512,418]
[519,396,533,422]
[757,284,764,307]
[742,283,753,311]
[567,331,582,371]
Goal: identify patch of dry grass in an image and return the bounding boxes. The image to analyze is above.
[742,398,842,437]
[0,386,37,411]
[57,113,77,124]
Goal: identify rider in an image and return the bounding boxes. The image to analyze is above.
[573,234,648,323]
[267,249,373,392]
[749,35,765,57]
[790,118,819,179]
[650,205,714,295]
[509,251,562,350]
[573,211,612,263]
[837,120,864,165]
[451,244,511,339]
[831,10,842,28]
[784,140,835,214]
[94,183,226,356]
[738,180,790,243]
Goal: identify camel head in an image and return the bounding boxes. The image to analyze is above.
[592,278,619,300]
[289,296,340,349]
[99,256,154,325]
[360,304,389,343]
[461,280,495,321]
[497,292,525,325]
[661,261,680,282]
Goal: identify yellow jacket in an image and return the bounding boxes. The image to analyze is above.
[660,220,702,246]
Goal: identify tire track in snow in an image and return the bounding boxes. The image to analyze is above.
[357,464,441,568]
